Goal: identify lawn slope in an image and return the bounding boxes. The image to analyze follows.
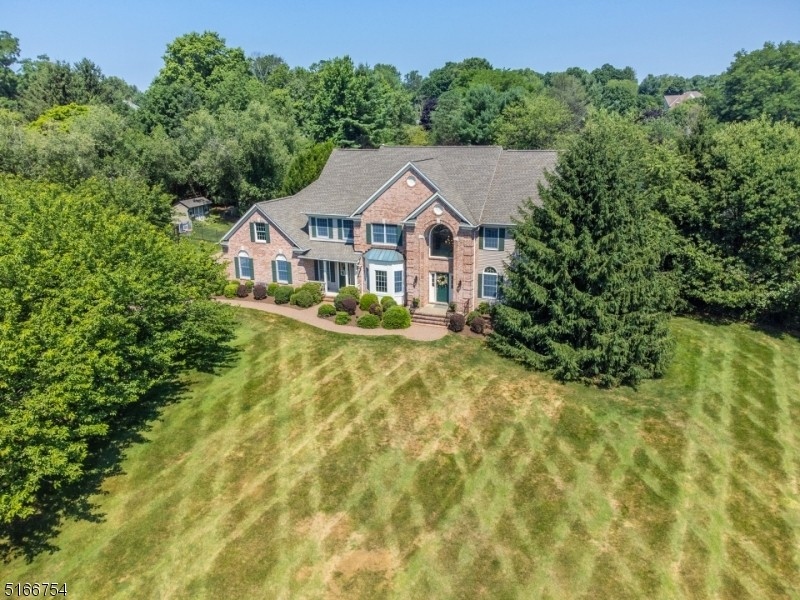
[6,309,800,599]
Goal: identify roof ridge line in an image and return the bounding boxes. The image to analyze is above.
[478,149,503,223]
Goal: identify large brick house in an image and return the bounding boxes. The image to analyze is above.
[220,146,556,311]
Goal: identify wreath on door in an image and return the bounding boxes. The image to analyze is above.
[436,274,449,286]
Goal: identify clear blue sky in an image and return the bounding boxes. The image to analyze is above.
[5,0,799,90]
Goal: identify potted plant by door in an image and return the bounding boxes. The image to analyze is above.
[410,297,420,313]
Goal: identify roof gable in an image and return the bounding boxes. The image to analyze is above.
[350,163,440,217]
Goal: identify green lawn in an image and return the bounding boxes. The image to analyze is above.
[184,218,231,251]
[6,309,800,598]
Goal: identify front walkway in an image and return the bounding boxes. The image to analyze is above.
[217,298,448,342]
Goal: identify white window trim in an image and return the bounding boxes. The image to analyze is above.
[429,224,454,259]
[276,255,290,284]
[254,221,269,243]
[482,267,498,299]
[483,227,500,250]
[238,251,254,280]
[371,223,400,247]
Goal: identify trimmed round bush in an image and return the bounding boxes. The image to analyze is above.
[357,314,381,329]
[293,289,315,308]
[338,285,361,301]
[273,285,294,305]
[267,282,280,297]
[335,311,350,325]
[478,301,490,314]
[369,302,383,318]
[244,279,255,291]
[300,281,324,304]
[359,293,379,312]
[448,313,466,332]
[317,303,337,317]
[340,296,358,315]
[223,283,238,298]
[236,283,249,298]
[466,310,481,326]
[470,315,486,334]
[253,283,267,300]
[380,296,397,310]
[382,306,411,329]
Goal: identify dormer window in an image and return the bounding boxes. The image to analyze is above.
[310,217,353,242]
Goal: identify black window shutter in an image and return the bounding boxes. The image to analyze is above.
[498,228,505,251]
[479,227,484,250]
[250,222,255,242]
[366,223,372,244]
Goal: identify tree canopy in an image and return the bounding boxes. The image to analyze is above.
[0,175,234,541]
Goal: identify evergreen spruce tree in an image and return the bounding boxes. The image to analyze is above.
[489,112,676,386]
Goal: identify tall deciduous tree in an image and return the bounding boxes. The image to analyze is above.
[489,113,676,386]
[0,175,233,543]
[671,117,800,322]
[712,41,800,124]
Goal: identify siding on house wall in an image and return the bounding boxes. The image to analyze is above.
[225,212,308,285]
[476,235,515,274]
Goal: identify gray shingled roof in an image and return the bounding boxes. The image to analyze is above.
[177,196,212,209]
[249,146,557,250]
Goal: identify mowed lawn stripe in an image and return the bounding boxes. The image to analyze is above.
[5,309,800,599]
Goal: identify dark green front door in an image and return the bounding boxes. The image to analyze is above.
[436,274,449,303]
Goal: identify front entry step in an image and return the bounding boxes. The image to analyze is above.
[411,311,449,327]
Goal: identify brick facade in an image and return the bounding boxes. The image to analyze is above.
[225,169,491,309]
[224,212,311,285]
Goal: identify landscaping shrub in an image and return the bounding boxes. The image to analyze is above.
[267,282,280,297]
[383,306,411,329]
[335,311,351,325]
[357,314,381,329]
[223,283,238,298]
[470,316,486,334]
[235,284,249,298]
[334,292,355,312]
[318,303,337,317]
[380,296,397,310]
[448,313,466,332]
[448,301,457,313]
[466,310,481,326]
[245,280,254,291]
[339,285,360,301]
[274,285,294,305]
[478,301,490,314]
[359,293,379,311]
[340,296,358,315]
[300,281,324,304]
[292,289,315,308]
[369,302,383,318]
[253,283,267,300]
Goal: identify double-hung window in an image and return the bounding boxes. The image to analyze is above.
[314,217,332,239]
[394,271,403,293]
[276,258,290,283]
[483,227,500,250]
[341,219,354,243]
[237,251,254,280]
[254,222,269,242]
[482,267,498,299]
[375,270,388,293]
[372,224,399,245]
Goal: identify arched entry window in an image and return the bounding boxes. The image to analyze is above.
[429,224,453,258]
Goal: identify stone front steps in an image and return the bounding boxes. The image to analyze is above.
[411,311,449,327]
